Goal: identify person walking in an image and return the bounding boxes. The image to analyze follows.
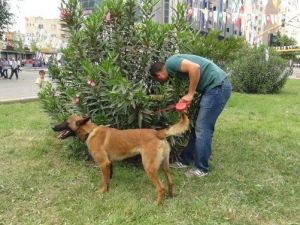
[17,58,22,72]
[150,54,232,177]
[1,59,9,78]
[9,58,19,80]
[0,59,4,78]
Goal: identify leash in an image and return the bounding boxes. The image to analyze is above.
[156,104,176,113]
[156,101,191,113]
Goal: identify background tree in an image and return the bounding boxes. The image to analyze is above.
[30,41,40,53]
[13,33,24,58]
[0,1,13,38]
[275,32,297,47]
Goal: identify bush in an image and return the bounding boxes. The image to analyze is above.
[39,0,248,158]
[177,30,247,69]
[228,46,291,94]
[39,0,192,157]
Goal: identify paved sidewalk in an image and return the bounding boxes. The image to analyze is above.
[291,67,300,79]
[0,67,48,103]
[0,67,299,104]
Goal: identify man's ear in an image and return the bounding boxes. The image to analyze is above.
[76,117,90,127]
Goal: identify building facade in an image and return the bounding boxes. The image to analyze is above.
[79,0,103,14]
[279,0,300,45]
[77,0,300,46]
[25,17,67,52]
[150,0,245,37]
[165,0,300,46]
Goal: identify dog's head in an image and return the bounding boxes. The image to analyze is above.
[52,115,91,140]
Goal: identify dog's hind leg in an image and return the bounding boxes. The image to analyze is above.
[159,140,174,198]
[142,146,165,204]
[162,155,174,198]
[145,167,165,204]
[110,163,113,179]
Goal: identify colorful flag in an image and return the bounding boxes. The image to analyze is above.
[265,15,272,24]
[226,8,232,23]
[272,0,278,9]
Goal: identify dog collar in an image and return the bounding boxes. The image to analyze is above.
[83,127,97,142]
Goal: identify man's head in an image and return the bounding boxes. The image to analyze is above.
[150,62,169,83]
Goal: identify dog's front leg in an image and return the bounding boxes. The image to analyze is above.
[96,160,111,194]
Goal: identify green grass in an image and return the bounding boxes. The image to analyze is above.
[0,80,299,225]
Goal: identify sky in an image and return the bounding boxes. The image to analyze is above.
[10,0,61,33]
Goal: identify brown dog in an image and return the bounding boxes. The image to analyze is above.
[53,113,189,204]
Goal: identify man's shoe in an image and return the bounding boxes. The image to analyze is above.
[170,161,188,169]
[185,167,208,178]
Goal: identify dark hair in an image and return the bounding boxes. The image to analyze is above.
[149,62,165,77]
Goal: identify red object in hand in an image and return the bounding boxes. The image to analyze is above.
[175,102,190,111]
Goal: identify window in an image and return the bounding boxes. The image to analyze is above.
[38,24,43,29]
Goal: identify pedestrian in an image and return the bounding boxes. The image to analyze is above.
[150,54,232,177]
[9,58,19,80]
[1,60,9,78]
[0,59,3,77]
[17,58,22,72]
[35,69,46,88]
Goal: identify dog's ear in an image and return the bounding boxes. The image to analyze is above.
[76,117,90,127]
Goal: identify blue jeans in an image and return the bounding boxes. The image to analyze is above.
[180,77,232,172]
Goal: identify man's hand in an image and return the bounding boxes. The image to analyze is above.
[180,94,193,104]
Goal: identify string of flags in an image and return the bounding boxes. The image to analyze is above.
[187,6,244,28]
[185,0,295,33]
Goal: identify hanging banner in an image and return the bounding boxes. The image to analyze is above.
[261,0,268,7]
[187,8,193,17]
[239,5,244,14]
[272,0,279,9]
[200,8,208,22]
[226,8,232,23]
[236,15,241,28]
[223,12,227,23]
[213,11,218,23]
[193,7,198,21]
[271,15,275,24]
[265,14,272,24]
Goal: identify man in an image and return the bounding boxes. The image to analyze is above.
[0,59,3,77]
[9,58,18,80]
[150,54,232,177]
[1,59,9,79]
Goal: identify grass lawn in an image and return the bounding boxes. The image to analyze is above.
[0,80,299,225]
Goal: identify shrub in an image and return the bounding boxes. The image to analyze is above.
[228,46,291,94]
[39,0,193,157]
[176,30,247,69]
[39,0,248,158]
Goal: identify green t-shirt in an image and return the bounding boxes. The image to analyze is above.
[165,54,227,93]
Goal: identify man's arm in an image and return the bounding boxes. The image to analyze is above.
[179,59,200,102]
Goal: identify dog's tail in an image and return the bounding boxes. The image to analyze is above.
[156,113,189,139]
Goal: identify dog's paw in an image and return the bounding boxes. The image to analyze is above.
[168,187,174,198]
[96,186,107,194]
